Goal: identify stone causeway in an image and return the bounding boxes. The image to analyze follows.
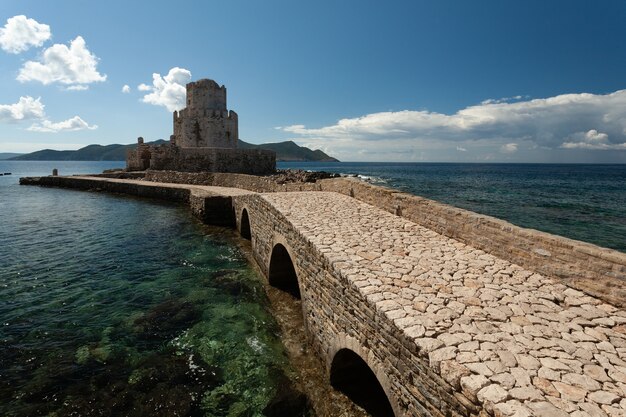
[20,174,626,417]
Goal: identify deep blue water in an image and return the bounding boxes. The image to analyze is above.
[0,161,304,416]
[279,162,626,252]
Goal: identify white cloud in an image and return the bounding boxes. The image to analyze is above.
[1,95,96,134]
[584,129,608,142]
[17,36,106,88]
[278,89,626,160]
[500,143,518,153]
[66,85,89,91]
[28,116,97,133]
[140,67,191,112]
[122,84,130,93]
[0,15,51,54]
[560,129,626,150]
[456,146,467,152]
[0,96,45,122]
[481,95,526,105]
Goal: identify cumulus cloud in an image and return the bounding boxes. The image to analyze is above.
[560,129,626,150]
[1,95,96,133]
[28,116,97,133]
[17,36,106,88]
[278,89,626,160]
[140,67,191,112]
[500,143,518,153]
[0,96,45,122]
[0,15,51,54]
[122,84,130,93]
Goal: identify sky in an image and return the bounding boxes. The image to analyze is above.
[1,0,626,162]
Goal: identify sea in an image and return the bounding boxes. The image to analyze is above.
[281,161,626,253]
[0,160,624,416]
[0,161,307,417]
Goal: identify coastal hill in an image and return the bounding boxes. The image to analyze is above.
[9,139,338,162]
[0,153,23,160]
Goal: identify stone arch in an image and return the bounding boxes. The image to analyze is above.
[329,335,400,417]
[239,208,251,240]
[268,236,301,299]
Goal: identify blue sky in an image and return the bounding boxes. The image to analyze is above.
[1,0,626,162]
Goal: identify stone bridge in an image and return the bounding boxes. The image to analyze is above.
[21,174,626,417]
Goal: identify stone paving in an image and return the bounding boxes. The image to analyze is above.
[72,176,257,197]
[263,192,626,417]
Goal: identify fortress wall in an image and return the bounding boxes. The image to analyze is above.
[232,194,480,417]
[143,171,323,192]
[148,148,276,175]
[186,79,227,110]
[175,113,238,148]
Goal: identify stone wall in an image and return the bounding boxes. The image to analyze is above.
[127,144,275,175]
[232,194,481,417]
[185,79,227,110]
[173,79,238,148]
[173,109,238,149]
[316,178,626,308]
[20,175,191,202]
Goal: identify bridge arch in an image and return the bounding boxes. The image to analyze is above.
[329,335,399,417]
[268,235,302,299]
[239,207,251,240]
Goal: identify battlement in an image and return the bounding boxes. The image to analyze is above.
[174,109,238,121]
[185,78,227,111]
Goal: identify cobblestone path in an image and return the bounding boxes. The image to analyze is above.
[264,192,626,417]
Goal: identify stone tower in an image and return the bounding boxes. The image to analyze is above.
[127,77,275,175]
[172,79,239,148]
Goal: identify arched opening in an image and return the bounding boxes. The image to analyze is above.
[268,244,300,299]
[330,349,395,417]
[240,209,251,240]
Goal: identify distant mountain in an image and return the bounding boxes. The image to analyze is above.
[0,153,23,160]
[238,140,338,162]
[9,141,168,161]
[10,139,338,162]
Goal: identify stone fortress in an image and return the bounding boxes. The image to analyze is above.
[126,78,275,175]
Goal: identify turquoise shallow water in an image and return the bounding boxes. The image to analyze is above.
[0,162,307,416]
[280,162,626,252]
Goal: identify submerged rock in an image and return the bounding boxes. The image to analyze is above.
[133,299,200,340]
[210,270,258,298]
[263,368,313,417]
